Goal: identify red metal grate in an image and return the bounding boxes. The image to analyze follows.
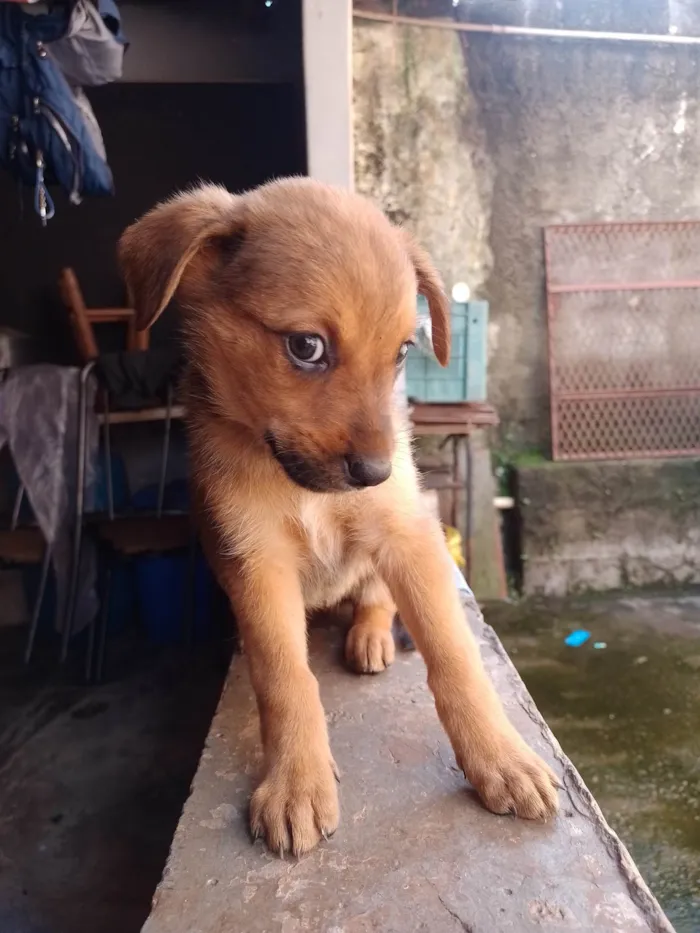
[545,221,700,460]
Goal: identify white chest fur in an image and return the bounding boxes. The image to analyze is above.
[297,496,373,611]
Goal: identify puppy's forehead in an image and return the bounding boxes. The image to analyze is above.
[249,178,403,253]
[240,182,417,333]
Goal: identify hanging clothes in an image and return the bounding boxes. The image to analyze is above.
[0,1,125,223]
[47,0,126,88]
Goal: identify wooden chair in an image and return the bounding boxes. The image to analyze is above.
[59,266,149,363]
[59,266,185,518]
[61,363,196,682]
[57,271,192,677]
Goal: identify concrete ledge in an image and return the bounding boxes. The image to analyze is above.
[142,595,672,933]
[518,458,700,597]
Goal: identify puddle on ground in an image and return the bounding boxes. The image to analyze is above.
[489,592,700,933]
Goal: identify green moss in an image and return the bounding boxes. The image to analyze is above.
[511,449,548,468]
[492,446,548,496]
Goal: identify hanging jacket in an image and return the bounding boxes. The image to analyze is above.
[48,0,126,88]
[0,1,119,223]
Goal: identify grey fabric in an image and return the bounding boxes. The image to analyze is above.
[0,365,98,634]
[44,0,122,177]
[47,0,124,87]
[71,86,107,162]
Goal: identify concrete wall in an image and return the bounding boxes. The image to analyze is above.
[517,458,700,595]
[353,2,700,451]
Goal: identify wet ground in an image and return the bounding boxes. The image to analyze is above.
[489,590,700,933]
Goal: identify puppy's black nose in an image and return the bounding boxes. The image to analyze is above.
[344,455,392,488]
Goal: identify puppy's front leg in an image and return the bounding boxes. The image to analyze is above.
[377,515,559,820]
[222,551,339,856]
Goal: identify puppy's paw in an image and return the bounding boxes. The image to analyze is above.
[345,623,395,674]
[460,730,560,821]
[250,753,339,857]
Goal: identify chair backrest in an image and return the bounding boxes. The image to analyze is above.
[60,267,99,361]
[59,267,150,362]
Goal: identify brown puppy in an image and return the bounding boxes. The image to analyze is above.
[119,178,558,857]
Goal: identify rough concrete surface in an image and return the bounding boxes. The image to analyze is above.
[142,597,673,933]
[354,3,700,450]
[517,458,700,596]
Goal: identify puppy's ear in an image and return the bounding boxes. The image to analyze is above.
[403,233,451,367]
[119,185,245,331]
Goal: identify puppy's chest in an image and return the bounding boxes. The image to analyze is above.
[295,499,371,609]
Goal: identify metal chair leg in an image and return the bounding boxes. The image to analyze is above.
[61,362,94,662]
[95,564,112,684]
[23,544,52,665]
[84,551,103,683]
[183,534,198,648]
[11,484,24,531]
[157,382,174,519]
[85,607,97,683]
[102,390,114,521]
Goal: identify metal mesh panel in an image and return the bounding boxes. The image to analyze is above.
[545,222,700,461]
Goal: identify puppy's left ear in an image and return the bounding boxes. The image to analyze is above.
[402,233,451,367]
[119,184,245,331]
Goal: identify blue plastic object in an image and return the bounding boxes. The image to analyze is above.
[564,630,591,648]
[135,552,213,644]
[405,298,489,403]
[101,562,136,635]
[92,453,129,513]
[129,480,213,643]
[131,479,189,513]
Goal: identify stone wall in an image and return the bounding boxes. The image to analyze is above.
[354,1,700,451]
[517,458,700,595]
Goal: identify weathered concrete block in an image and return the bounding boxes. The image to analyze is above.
[142,593,671,933]
[518,458,700,596]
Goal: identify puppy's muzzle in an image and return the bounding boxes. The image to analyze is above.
[265,432,392,492]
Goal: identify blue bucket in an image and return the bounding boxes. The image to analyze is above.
[134,551,213,644]
[92,453,130,513]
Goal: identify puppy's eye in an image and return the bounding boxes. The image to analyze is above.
[285,333,327,370]
[396,341,413,366]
